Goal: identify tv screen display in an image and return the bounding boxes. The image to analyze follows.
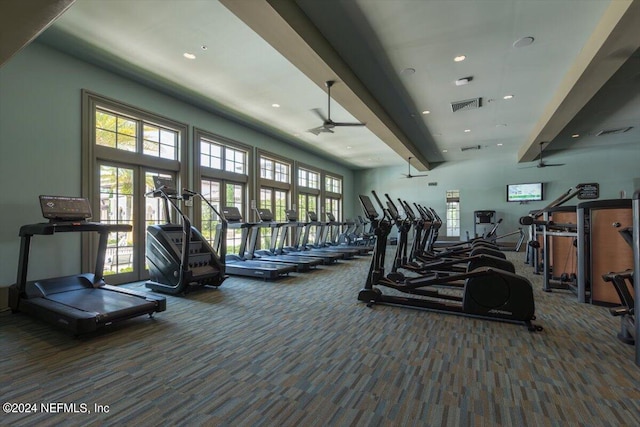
[507,182,543,202]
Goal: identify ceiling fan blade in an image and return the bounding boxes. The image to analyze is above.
[311,108,328,122]
[332,122,366,127]
[539,162,565,168]
[307,126,324,135]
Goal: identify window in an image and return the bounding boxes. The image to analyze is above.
[226,147,246,175]
[260,156,289,183]
[95,109,136,152]
[96,108,179,160]
[99,164,134,275]
[324,174,343,221]
[298,168,319,189]
[195,129,250,255]
[200,139,222,169]
[257,152,292,249]
[446,190,460,237]
[325,175,342,193]
[143,124,178,159]
[200,137,247,174]
[83,91,187,284]
[200,179,221,245]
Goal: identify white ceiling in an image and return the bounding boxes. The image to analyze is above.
[10,0,640,171]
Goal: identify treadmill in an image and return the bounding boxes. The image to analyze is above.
[325,212,373,255]
[248,208,323,272]
[218,206,296,279]
[9,195,166,335]
[304,211,359,259]
[276,209,342,264]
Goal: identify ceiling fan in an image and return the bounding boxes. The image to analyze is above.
[307,80,366,135]
[521,141,565,169]
[401,157,429,178]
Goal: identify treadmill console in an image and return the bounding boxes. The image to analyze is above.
[257,208,274,222]
[307,211,319,222]
[222,206,244,222]
[285,210,298,222]
[39,195,92,222]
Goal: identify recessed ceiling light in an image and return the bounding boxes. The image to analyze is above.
[442,149,448,153]
[183,52,196,59]
[503,94,514,100]
[271,103,280,108]
[454,55,466,62]
[464,129,471,133]
[422,110,430,115]
[497,143,503,147]
[400,67,416,75]
[346,146,352,149]
[201,45,208,51]
[571,133,580,138]
[495,123,507,127]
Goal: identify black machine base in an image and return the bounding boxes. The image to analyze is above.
[358,267,542,332]
[10,273,166,335]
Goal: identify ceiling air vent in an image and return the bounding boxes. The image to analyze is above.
[595,126,633,136]
[451,97,482,113]
[460,145,482,152]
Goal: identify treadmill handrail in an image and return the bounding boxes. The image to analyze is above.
[19,222,131,237]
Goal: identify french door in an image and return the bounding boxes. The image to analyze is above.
[98,162,175,284]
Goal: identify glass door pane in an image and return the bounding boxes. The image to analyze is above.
[99,164,134,277]
[225,182,245,256]
[201,178,221,247]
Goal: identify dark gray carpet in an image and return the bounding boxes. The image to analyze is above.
[1,249,639,426]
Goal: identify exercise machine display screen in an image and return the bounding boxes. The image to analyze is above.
[359,195,379,219]
[39,195,92,221]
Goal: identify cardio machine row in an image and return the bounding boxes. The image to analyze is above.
[357,190,542,332]
[146,177,373,293]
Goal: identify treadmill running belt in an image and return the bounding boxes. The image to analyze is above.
[46,288,157,319]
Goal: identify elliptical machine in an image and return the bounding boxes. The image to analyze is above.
[145,178,226,295]
[358,191,542,332]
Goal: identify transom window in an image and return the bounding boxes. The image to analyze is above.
[200,137,247,174]
[298,168,319,189]
[325,175,342,193]
[260,157,290,183]
[143,124,178,159]
[95,108,178,160]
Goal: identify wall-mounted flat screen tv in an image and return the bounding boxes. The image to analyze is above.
[506,182,543,202]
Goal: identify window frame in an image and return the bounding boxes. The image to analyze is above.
[82,90,188,280]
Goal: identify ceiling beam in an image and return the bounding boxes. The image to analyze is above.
[220,0,430,171]
[0,0,75,69]
[519,0,640,162]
